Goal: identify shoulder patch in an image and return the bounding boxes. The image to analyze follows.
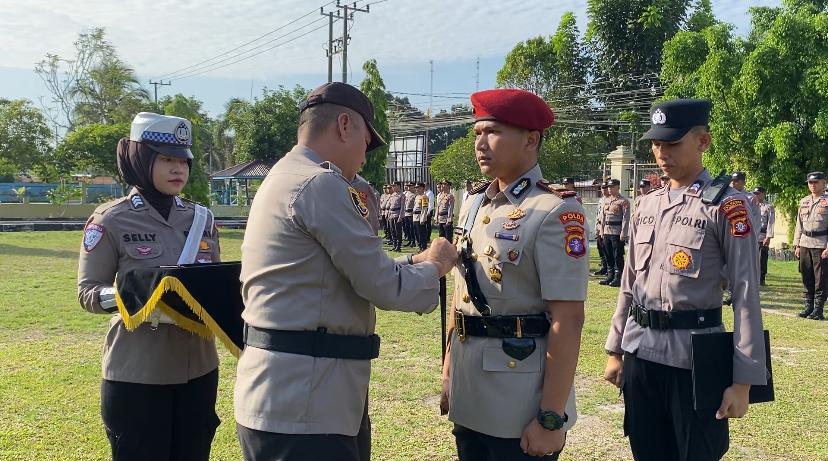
[536,180,577,198]
[720,197,752,238]
[83,222,105,252]
[348,186,369,219]
[564,225,586,259]
[469,180,491,195]
[559,211,585,226]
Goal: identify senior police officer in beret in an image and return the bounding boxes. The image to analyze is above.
[604,99,767,461]
[599,178,631,287]
[235,82,458,461]
[753,186,775,285]
[441,88,588,460]
[794,171,828,320]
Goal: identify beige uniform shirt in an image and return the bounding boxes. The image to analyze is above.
[602,195,630,238]
[793,194,828,249]
[594,196,605,237]
[757,201,775,241]
[413,193,426,222]
[448,165,588,438]
[404,191,416,217]
[379,193,389,219]
[605,170,767,385]
[436,192,455,224]
[235,145,440,436]
[77,190,220,385]
[386,191,403,220]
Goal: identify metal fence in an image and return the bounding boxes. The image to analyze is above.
[0,183,123,204]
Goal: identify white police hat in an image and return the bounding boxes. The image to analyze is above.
[129,112,193,159]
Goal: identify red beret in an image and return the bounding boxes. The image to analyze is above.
[471,89,555,131]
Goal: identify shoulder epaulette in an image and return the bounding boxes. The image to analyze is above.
[701,170,730,205]
[469,180,491,195]
[95,196,129,215]
[536,180,577,198]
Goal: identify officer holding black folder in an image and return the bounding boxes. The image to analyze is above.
[603,99,767,461]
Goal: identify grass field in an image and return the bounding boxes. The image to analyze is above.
[0,229,826,460]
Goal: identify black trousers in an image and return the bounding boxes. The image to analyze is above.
[453,424,561,461]
[237,396,371,461]
[403,216,414,243]
[622,353,728,461]
[100,368,220,461]
[759,243,769,280]
[416,222,430,250]
[438,222,453,240]
[603,234,626,273]
[800,246,827,301]
[380,216,388,239]
[426,210,434,236]
[596,235,607,269]
[389,218,402,247]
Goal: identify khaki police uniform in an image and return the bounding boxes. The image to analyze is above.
[379,191,389,239]
[594,193,608,275]
[413,192,429,250]
[351,175,380,235]
[794,191,828,317]
[449,165,587,439]
[757,199,775,284]
[600,194,630,285]
[78,189,220,384]
[605,169,767,460]
[386,189,404,250]
[235,145,440,440]
[436,191,455,239]
[404,189,417,246]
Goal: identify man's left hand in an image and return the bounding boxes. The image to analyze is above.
[520,419,564,457]
[821,248,828,259]
[763,238,771,247]
[716,383,750,419]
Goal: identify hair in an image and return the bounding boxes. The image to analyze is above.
[297,104,349,138]
[535,130,545,152]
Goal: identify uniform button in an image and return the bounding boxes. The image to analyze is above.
[482,216,491,224]
[462,294,470,303]
[507,361,516,368]
[470,253,478,261]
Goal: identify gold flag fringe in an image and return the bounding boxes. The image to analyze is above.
[114,276,241,358]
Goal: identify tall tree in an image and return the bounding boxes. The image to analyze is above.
[53,123,129,183]
[359,60,392,187]
[229,86,307,162]
[71,57,151,126]
[160,94,213,204]
[429,128,481,186]
[0,99,53,179]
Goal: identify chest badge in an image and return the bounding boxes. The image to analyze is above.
[483,245,496,257]
[502,220,520,230]
[488,266,502,283]
[671,249,692,270]
[494,232,519,241]
[508,248,520,262]
[136,245,153,256]
[508,209,526,220]
[482,216,491,224]
[199,239,210,251]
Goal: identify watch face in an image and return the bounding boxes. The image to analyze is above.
[538,410,566,430]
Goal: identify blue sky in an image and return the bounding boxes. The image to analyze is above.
[1,0,781,118]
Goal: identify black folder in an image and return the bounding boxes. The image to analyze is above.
[690,330,774,412]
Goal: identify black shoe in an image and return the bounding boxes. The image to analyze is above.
[799,300,815,318]
[760,279,766,286]
[594,268,607,276]
[808,308,824,320]
[609,278,621,287]
[598,271,614,286]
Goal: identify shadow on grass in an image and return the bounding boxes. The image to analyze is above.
[0,243,78,260]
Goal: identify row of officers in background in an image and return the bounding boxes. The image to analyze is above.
[378,180,455,252]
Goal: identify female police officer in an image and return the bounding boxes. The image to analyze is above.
[77,112,221,461]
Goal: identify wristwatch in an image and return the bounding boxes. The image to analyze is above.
[537,409,568,431]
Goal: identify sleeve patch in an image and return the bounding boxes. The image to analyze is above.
[83,223,105,252]
[719,198,745,215]
[565,225,586,258]
[348,186,369,219]
[720,198,752,237]
[559,211,585,225]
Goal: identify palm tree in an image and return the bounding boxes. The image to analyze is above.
[71,58,150,126]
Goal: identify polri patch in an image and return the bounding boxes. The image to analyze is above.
[510,178,531,198]
[348,186,369,219]
[730,216,752,237]
[559,211,585,226]
[83,223,105,252]
[565,233,586,258]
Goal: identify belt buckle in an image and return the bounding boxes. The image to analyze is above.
[515,317,523,338]
[455,310,466,342]
[638,305,650,328]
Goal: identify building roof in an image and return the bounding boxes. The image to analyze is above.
[210,159,276,180]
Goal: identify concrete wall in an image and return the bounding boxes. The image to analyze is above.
[0,204,97,219]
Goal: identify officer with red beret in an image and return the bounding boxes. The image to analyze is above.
[441,88,588,460]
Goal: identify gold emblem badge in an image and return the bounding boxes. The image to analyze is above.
[671,249,692,270]
[502,220,520,230]
[482,216,491,224]
[488,266,502,283]
[508,208,526,220]
[483,245,495,257]
[199,240,209,251]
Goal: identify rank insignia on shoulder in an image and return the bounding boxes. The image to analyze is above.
[536,180,577,198]
[348,186,369,219]
[83,223,105,252]
[510,178,531,198]
[130,195,145,209]
[508,208,526,220]
[469,180,491,195]
[687,180,704,197]
[174,196,186,208]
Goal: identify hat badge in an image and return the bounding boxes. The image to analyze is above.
[652,109,667,125]
[175,122,190,144]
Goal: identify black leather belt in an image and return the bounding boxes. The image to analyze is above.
[454,311,550,341]
[606,220,622,226]
[406,208,414,212]
[629,304,722,330]
[803,229,828,237]
[760,226,767,233]
[243,325,380,360]
[439,212,449,216]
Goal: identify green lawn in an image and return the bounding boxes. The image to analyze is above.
[0,230,824,460]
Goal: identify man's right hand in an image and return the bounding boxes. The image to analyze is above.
[427,237,459,276]
[794,246,800,259]
[604,353,623,388]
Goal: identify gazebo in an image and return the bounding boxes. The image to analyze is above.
[210,159,276,206]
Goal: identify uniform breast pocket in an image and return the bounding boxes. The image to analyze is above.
[482,345,541,373]
[662,229,705,278]
[633,225,654,270]
[124,243,164,260]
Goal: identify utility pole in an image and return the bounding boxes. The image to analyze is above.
[148,80,171,110]
[336,1,370,83]
[320,8,343,83]
[475,57,480,91]
[424,60,433,169]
